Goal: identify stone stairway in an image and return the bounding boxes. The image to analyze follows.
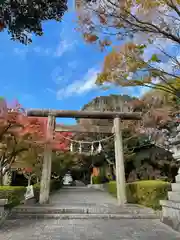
[9,208,158,220]
[9,186,158,220]
[160,170,180,231]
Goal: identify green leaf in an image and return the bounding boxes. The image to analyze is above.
[136,45,146,54]
[137,44,146,50]
[150,54,161,62]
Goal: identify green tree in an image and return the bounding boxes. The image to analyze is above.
[51,151,84,177]
[0,0,67,44]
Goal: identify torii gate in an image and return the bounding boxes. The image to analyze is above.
[27,109,142,205]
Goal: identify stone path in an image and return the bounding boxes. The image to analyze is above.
[50,186,118,207]
[1,186,180,239]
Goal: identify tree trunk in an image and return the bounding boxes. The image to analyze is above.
[28,175,31,186]
[3,171,11,185]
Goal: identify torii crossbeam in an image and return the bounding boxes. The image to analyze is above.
[27,109,142,205]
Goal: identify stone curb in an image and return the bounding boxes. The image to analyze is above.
[11,207,155,215]
[9,213,159,220]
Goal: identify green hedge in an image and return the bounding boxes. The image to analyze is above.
[0,179,62,208]
[0,186,26,208]
[106,180,171,210]
[92,176,101,184]
[92,176,103,184]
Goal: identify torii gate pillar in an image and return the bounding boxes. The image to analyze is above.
[114,117,127,205]
[39,115,55,204]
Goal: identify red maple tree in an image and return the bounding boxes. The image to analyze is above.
[0,99,72,184]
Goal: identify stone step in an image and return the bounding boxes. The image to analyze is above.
[160,199,180,209]
[160,200,180,232]
[8,204,158,220]
[171,183,180,192]
[61,187,92,191]
[168,191,180,202]
[175,175,180,183]
[10,205,155,215]
[8,212,158,220]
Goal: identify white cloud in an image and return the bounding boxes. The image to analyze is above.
[51,66,75,85]
[14,39,75,58]
[54,40,77,57]
[33,47,52,56]
[51,67,64,84]
[14,48,29,59]
[14,46,53,58]
[56,68,99,100]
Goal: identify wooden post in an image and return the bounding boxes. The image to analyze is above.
[114,117,127,205]
[39,115,55,204]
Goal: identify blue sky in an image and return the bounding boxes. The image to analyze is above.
[0,0,146,124]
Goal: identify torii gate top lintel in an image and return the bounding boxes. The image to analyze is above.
[26,109,142,120]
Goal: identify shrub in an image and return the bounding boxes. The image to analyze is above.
[0,179,62,207]
[106,181,117,197]
[92,175,109,184]
[106,180,171,210]
[0,186,26,208]
[92,176,102,184]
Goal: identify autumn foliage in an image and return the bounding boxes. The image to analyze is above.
[0,99,72,184]
[76,0,180,98]
[26,116,72,150]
